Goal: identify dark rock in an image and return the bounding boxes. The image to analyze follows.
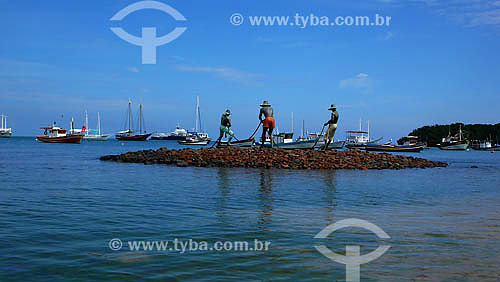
[99,147,448,171]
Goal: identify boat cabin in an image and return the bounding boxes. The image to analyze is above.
[345,130,370,144]
[41,126,68,137]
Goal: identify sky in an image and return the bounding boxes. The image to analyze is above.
[1,0,499,139]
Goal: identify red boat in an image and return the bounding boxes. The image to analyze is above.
[36,126,83,144]
[115,100,152,141]
[116,132,152,141]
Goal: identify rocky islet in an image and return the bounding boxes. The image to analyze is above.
[100,147,448,170]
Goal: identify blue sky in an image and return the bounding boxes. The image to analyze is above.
[1,0,499,139]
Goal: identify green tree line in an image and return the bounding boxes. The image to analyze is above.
[400,123,500,146]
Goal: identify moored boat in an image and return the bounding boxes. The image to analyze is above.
[82,111,112,141]
[345,120,382,149]
[151,124,188,140]
[36,124,83,144]
[178,135,211,145]
[179,96,211,145]
[365,143,425,152]
[0,113,12,138]
[116,100,152,141]
[438,125,468,150]
[471,140,500,151]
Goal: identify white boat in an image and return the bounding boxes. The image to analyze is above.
[191,95,210,141]
[83,111,112,141]
[0,113,12,138]
[178,134,211,145]
[179,96,211,146]
[151,124,188,140]
[345,119,382,149]
[438,125,469,151]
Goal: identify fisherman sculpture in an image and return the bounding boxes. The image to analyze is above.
[215,109,235,146]
[259,101,275,148]
[323,104,339,150]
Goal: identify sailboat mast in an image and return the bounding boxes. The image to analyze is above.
[139,103,143,133]
[302,120,304,137]
[291,112,294,133]
[97,112,101,135]
[85,110,88,135]
[368,120,370,141]
[195,95,199,133]
[359,118,363,138]
[128,99,132,133]
[198,105,202,132]
[1,113,3,129]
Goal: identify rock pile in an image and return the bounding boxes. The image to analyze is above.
[100,147,448,170]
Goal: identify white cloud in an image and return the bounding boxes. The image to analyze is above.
[384,31,396,40]
[127,66,139,73]
[339,73,374,91]
[175,65,263,86]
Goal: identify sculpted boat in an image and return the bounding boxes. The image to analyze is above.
[259,133,320,149]
[216,137,254,148]
[297,132,345,149]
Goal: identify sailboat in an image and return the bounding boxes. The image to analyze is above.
[0,113,12,138]
[83,111,112,141]
[178,95,211,145]
[116,100,152,141]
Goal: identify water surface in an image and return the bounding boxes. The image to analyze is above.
[1,137,499,281]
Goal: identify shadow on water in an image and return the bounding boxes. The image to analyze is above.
[320,171,338,223]
[258,169,274,231]
[215,168,231,225]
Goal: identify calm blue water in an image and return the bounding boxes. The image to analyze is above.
[1,137,499,281]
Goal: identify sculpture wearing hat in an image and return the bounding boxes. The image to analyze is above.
[215,109,235,146]
[260,101,271,107]
[323,104,339,150]
[259,101,275,147]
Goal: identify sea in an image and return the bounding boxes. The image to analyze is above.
[1,137,499,281]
